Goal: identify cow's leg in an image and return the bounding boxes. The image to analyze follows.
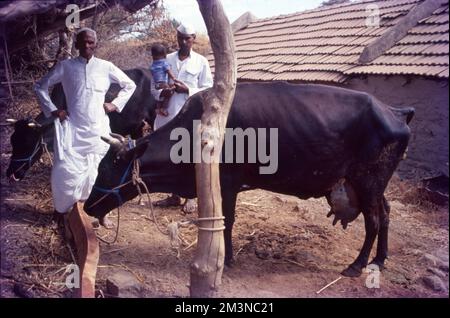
[222,191,238,267]
[342,200,380,277]
[370,195,390,270]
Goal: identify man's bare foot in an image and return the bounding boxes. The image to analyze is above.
[52,210,64,227]
[154,194,182,207]
[182,199,197,214]
[52,211,73,241]
[100,214,115,229]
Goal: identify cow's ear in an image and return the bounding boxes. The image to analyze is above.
[121,140,149,162]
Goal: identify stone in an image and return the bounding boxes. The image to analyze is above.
[273,195,287,203]
[438,262,449,272]
[13,283,35,298]
[422,275,447,292]
[255,249,270,260]
[106,270,144,298]
[427,267,447,279]
[420,253,449,272]
[421,253,442,266]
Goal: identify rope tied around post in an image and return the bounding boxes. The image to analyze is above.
[195,216,226,232]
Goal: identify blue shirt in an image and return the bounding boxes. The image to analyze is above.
[150,59,170,84]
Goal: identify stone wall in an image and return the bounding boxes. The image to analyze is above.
[345,75,449,180]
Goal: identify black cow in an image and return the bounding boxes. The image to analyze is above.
[6,68,156,181]
[85,82,414,277]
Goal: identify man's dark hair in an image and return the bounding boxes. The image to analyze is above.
[151,43,167,57]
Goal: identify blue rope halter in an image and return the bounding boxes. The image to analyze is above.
[10,137,43,171]
[92,159,134,206]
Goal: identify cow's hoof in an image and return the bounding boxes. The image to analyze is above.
[91,218,100,229]
[154,195,182,208]
[225,258,235,268]
[341,265,362,277]
[182,199,197,214]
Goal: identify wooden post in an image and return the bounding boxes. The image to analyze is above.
[190,0,236,298]
[67,202,99,298]
[359,0,445,63]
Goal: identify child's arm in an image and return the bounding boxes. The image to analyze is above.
[167,69,176,81]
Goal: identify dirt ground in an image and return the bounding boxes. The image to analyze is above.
[1,142,448,298]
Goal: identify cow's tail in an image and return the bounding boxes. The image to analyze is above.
[389,106,415,125]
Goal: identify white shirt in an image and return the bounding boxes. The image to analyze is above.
[34,56,136,155]
[151,50,213,129]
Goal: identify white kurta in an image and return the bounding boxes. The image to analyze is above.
[151,50,213,130]
[35,56,136,213]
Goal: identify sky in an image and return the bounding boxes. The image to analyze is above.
[162,0,325,34]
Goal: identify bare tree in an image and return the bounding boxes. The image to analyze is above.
[55,27,74,61]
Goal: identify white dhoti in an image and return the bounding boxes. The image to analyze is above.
[52,119,108,213]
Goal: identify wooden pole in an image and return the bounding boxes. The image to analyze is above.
[68,202,99,298]
[3,37,14,101]
[359,0,445,63]
[190,0,236,298]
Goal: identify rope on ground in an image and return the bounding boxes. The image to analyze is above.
[41,139,53,166]
[132,159,169,236]
[133,159,226,234]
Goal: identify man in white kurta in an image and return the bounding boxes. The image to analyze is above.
[34,28,136,216]
[151,24,213,212]
[151,24,213,129]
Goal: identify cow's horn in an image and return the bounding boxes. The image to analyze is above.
[109,132,126,143]
[101,135,121,146]
[6,118,17,124]
[28,122,42,128]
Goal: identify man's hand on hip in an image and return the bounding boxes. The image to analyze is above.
[103,102,118,113]
[174,80,189,94]
[51,110,68,122]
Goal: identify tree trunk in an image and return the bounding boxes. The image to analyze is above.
[55,27,73,61]
[190,0,236,298]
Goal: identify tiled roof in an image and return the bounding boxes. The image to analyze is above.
[207,0,449,82]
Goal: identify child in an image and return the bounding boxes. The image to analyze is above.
[150,43,176,116]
